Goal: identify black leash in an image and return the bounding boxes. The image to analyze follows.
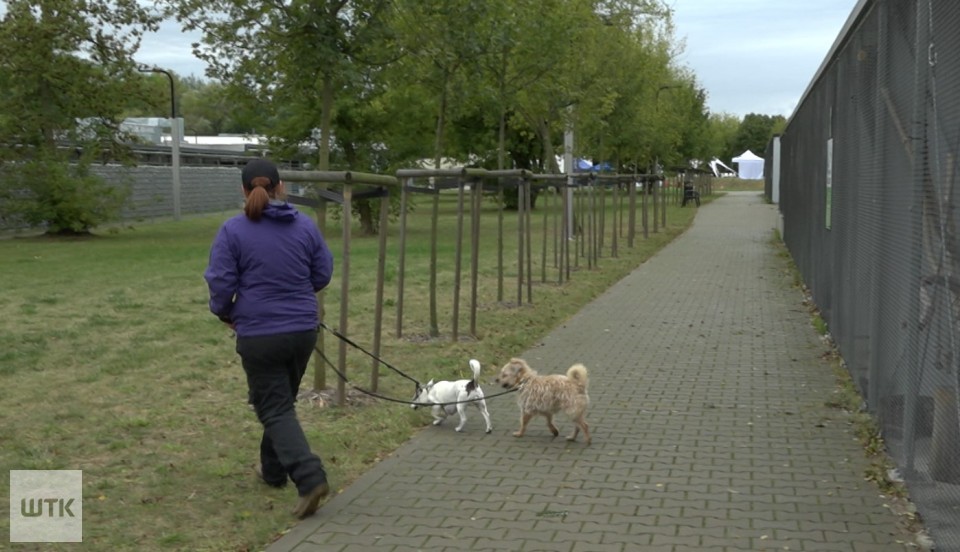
[318,321,421,386]
[314,322,519,407]
[312,344,429,405]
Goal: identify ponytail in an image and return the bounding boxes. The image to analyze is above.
[244,178,274,221]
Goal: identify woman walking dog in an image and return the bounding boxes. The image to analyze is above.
[204,158,334,518]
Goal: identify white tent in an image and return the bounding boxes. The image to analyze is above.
[732,150,765,180]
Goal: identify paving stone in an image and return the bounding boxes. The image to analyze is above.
[267,194,910,552]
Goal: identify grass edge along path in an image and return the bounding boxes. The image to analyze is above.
[769,228,933,549]
[0,192,704,551]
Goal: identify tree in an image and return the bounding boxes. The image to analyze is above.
[2,151,129,233]
[178,79,270,136]
[0,0,160,234]
[119,72,269,138]
[669,81,712,166]
[506,0,601,173]
[388,0,498,170]
[730,112,785,161]
[119,73,181,124]
[704,112,741,163]
[170,0,398,233]
[559,1,700,174]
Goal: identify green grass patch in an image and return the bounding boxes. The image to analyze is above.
[714,177,765,192]
[0,190,700,550]
[812,313,828,336]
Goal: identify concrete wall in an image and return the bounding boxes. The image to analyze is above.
[103,164,243,220]
[2,164,244,231]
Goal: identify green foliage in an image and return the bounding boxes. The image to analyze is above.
[118,72,178,122]
[812,313,829,336]
[388,0,499,168]
[171,0,395,162]
[729,112,786,160]
[169,0,400,233]
[704,112,741,162]
[120,75,268,137]
[0,0,159,234]
[162,0,718,178]
[0,153,130,234]
[0,0,160,151]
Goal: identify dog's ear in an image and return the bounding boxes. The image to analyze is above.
[426,379,435,388]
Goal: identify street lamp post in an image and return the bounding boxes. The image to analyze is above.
[138,65,182,220]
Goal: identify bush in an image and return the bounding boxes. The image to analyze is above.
[0,155,129,235]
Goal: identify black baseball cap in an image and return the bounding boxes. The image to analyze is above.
[241,159,280,189]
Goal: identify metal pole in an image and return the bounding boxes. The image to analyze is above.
[902,0,930,474]
[564,113,575,240]
[171,118,181,221]
[138,65,181,220]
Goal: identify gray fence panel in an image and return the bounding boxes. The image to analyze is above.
[1,164,244,232]
[775,1,960,549]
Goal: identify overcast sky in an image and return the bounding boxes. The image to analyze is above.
[670,0,860,118]
[135,0,861,120]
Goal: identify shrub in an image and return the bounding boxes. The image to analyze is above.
[0,154,129,235]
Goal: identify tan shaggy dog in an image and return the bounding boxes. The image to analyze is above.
[494,358,591,445]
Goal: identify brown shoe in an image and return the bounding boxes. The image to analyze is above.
[292,481,330,519]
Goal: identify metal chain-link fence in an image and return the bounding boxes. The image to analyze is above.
[774,1,960,549]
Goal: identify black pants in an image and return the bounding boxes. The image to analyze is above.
[236,330,326,496]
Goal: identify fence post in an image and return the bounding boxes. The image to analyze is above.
[429,182,440,337]
[497,179,505,302]
[470,176,482,337]
[396,179,410,338]
[313,184,328,393]
[661,176,667,228]
[901,0,930,473]
[517,181,525,306]
[335,182,352,406]
[371,187,389,391]
[452,176,466,341]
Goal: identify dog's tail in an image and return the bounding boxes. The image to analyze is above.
[469,359,482,380]
[567,363,589,389]
[467,358,481,392]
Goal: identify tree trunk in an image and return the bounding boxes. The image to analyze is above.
[539,118,559,174]
[318,77,334,170]
[433,73,449,169]
[357,200,376,236]
[497,48,508,170]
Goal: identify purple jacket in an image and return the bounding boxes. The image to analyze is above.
[204,201,334,337]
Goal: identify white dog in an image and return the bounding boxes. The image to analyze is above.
[411,359,493,433]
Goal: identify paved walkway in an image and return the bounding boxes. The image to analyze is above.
[269,192,910,552]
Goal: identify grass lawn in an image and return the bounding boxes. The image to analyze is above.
[712,177,764,192]
[0,188,701,550]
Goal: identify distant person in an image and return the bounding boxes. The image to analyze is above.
[204,158,334,519]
